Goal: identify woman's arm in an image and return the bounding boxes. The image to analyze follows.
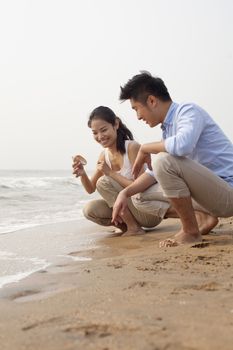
[80,170,101,194]
[73,153,103,194]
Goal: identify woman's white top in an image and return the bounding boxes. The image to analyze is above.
[104,140,134,180]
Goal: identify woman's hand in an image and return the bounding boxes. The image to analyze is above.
[72,156,86,177]
[97,160,112,176]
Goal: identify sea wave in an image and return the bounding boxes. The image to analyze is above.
[0,176,79,190]
[0,170,96,236]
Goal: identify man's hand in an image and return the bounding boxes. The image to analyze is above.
[132,147,152,179]
[111,190,128,225]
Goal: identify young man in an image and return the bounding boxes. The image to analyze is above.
[112,72,233,247]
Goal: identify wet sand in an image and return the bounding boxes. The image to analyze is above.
[0,217,233,350]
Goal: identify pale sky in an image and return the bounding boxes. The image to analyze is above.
[1,0,233,170]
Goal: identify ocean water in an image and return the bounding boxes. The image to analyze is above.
[0,169,99,289]
[0,169,92,234]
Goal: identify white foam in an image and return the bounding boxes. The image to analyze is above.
[0,255,50,289]
[57,254,92,262]
[0,265,50,289]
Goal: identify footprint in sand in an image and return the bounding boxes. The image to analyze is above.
[136,266,158,272]
[22,316,62,331]
[191,242,209,248]
[173,281,220,294]
[106,261,125,269]
[63,323,138,338]
[10,289,40,301]
[124,281,157,290]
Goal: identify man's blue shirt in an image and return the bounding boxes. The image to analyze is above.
[161,102,233,187]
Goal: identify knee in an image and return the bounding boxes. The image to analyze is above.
[153,152,174,179]
[83,199,112,226]
[83,201,96,220]
[96,175,123,194]
[96,175,118,191]
[96,176,109,192]
[83,199,107,220]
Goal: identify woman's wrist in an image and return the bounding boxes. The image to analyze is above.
[108,169,114,177]
[80,170,87,178]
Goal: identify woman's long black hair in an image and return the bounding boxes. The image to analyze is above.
[88,106,134,154]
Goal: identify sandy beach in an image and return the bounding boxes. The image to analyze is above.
[0,217,233,350]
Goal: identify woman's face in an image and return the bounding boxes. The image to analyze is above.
[90,118,118,148]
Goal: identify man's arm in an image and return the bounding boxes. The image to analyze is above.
[164,104,204,156]
[132,141,166,178]
[111,173,156,225]
[140,141,166,154]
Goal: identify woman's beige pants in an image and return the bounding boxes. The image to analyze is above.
[83,176,169,228]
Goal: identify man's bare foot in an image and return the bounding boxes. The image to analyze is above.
[159,229,202,248]
[195,211,218,235]
[122,227,145,237]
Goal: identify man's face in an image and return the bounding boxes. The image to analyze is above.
[130,96,160,127]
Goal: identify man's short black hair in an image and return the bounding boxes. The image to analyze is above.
[119,71,171,103]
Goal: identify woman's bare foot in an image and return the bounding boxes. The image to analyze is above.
[108,223,127,236]
[122,227,145,237]
[195,211,218,235]
[159,229,202,248]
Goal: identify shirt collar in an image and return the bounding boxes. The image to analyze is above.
[161,102,178,130]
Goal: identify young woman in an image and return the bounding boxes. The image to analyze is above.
[72,106,161,236]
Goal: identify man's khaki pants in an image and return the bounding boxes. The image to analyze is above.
[153,152,233,217]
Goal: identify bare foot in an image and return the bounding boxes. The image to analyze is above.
[195,211,218,235]
[108,223,127,236]
[109,228,125,237]
[159,229,202,248]
[122,227,145,237]
[116,222,127,233]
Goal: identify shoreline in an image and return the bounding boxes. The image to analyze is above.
[0,219,107,290]
[0,218,233,349]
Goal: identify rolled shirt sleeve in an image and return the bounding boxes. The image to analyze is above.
[164,104,205,156]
